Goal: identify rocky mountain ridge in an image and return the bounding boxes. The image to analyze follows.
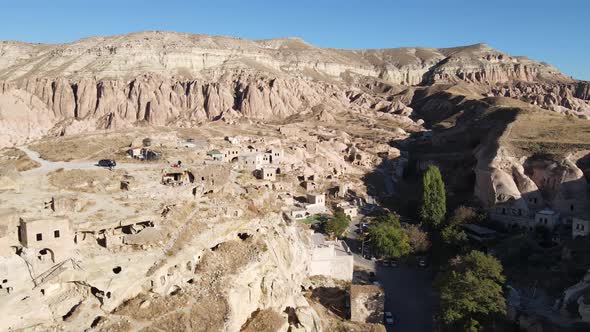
[0,31,588,148]
[0,31,573,84]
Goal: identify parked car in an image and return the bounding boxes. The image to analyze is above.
[381,260,390,267]
[390,260,398,267]
[418,257,428,268]
[98,159,116,168]
[384,312,396,325]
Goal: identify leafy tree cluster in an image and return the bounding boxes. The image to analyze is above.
[415,166,506,330]
[368,213,411,259]
[442,206,484,251]
[325,209,350,238]
[436,251,506,331]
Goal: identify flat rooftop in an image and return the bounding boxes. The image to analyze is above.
[537,209,557,215]
[462,223,497,236]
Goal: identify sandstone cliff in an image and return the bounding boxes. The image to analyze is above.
[0,31,586,148]
[0,32,569,85]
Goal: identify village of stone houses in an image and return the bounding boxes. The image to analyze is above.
[2,31,590,332]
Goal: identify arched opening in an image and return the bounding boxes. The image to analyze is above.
[231,157,238,163]
[37,248,55,263]
[112,266,122,274]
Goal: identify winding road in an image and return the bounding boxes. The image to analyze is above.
[18,146,157,174]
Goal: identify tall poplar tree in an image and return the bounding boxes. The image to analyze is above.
[419,165,446,228]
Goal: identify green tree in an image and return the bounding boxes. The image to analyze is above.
[325,209,349,238]
[419,165,446,228]
[442,206,485,252]
[374,211,401,225]
[368,219,411,259]
[436,251,506,330]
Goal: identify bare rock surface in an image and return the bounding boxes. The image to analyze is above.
[0,31,586,148]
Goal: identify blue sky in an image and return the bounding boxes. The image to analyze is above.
[1,0,588,80]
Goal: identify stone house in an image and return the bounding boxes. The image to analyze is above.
[573,218,590,238]
[127,147,143,158]
[222,148,241,162]
[245,145,260,153]
[259,167,276,181]
[309,232,353,281]
[268,148,283,163]
[207,150,224,161]
[306,193,326,214]
[18,218,73,263]
[341,205,358,219]
[161,169,195,186]
[307,193,325,205]
[240,153,268,170]
[535,209,560,230]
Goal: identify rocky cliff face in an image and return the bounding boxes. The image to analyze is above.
[487,81,590,115]
[0,31,585,148]
[0,32,568,85]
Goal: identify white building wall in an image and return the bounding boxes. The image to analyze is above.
[310,243,353,281]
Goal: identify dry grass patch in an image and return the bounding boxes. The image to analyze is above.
[506,111,590,156]
[30,133,133,161]
[48,168,125,193]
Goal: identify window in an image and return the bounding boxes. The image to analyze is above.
[54,230,60,238]
[36,233,42,241]
[571,205,574,212]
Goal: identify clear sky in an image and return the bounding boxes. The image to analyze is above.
[1,0,588,80]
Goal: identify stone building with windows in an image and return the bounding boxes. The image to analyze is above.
[18,217,73,263]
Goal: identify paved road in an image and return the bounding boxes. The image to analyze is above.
[346,216,437,332]
[376,264,437,332]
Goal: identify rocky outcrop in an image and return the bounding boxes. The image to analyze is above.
[474,141,590,218]
[427,43,572,85]
[0,31,586,148]
[0,89,56,147]
[488,82,590,115]
[0,32,573,86]
[0,74,358,147]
